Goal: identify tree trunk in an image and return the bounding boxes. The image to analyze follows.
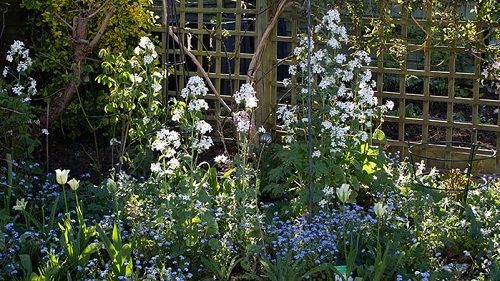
[32,5,115,137]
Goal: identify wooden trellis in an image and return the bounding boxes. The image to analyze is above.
[153,0,500,173]
[368,1,500,174]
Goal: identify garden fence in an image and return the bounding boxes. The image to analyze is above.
[151,0,500,173]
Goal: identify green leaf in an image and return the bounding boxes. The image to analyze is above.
[208,238,222,250]
[19,254,33,275]
[373,128,387,143]
[112,223,122,249]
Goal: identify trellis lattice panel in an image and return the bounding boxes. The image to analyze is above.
[367,1,500,173]
[153,0,500,173]
[152,0,264,140]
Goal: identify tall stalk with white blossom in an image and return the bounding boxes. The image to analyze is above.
[150,76,214,181]
[266,9,394,214]
[0,40,40,160]
[97,37,165,173]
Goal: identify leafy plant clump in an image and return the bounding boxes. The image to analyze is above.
[1,7,500,281]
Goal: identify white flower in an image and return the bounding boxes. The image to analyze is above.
[150,162,162,173]
[152,128,181,152]
[143,55,154,64]
[336,183,351,203]
[151,83,162,92]
[334,54,346,63]
[139,37,151,48]
[171,108,184,122]
[312,150,321,158]
[193,135,213,150]
[385,100,394,111]
[110,138,121,146]
[282,78,291,87]
[152,139,167,152]
[67,179,80,191]
[233,111,251,133]
[187,99,209,111]
[181,76,208,98]
[167,158,180,170]
[12,83,24,95]
[323,185,335,196]
[17,61,29,72]
[277,105,297,128]
[41,129,49,135]
[134,46,142,55]
[131,74,143,83]
[194,120,212,134]
[28,77,37,95]
[164,148,176,158]
[7,41,25,59]
[55,169,70,185]
[319,199,328,208]
[214,155,228,164]
[234,83,258,109]
[13,198,28,211]
[374,202,388,217]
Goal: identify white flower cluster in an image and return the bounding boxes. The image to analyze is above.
[233,110,251,133]
[214,154,228,164]
[278,9,393,152]
[276,105,297,143]
[134,37,158,65]
[2,40,37,100]
[130,37,163,94]
[5,40,32,73]
[194,120,212,135]
[171,106,184,122]
[234,83,258,109]
[151,76,215,174]
[181,76,208,98]
[150,129,181,175]
[192,135,214,151]
[188,99,209,111]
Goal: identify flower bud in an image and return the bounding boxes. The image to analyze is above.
[374,202,388,217]
[55,169,70,185]
[336,183,352,203]
[13,198,27,211]
[68,178,80,191]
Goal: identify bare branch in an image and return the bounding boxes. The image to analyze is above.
[246,0,292,84]
[54,12,73,30]
[162,0,232,114]
[89,5,115,48]
[88,0,112,18]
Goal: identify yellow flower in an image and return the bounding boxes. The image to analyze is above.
[67,178,80,191]
[374,202,388,218]
[336,183,352,203]
[13,198,27,211]
[55,169,70,185]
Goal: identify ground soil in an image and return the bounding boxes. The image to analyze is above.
[35,130,238,184]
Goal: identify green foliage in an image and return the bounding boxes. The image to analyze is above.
[32,200,100,280]
[249,250,338,281]
[19,0,156,140]
[96,223,134,278]
[96,37,165,173]
[2,3,500,279]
